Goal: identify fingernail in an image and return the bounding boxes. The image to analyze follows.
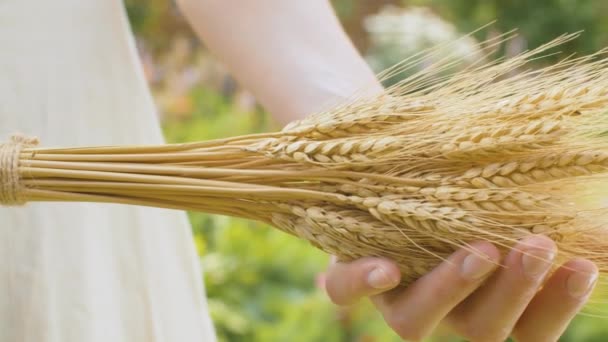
[567,270,598,298]
[521,247,555,279]
[461,252,496,280]
[368,267,396,289]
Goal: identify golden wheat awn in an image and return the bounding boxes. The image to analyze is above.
[3,34,608,299]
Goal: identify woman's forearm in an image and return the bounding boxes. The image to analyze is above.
[177,0,383,124]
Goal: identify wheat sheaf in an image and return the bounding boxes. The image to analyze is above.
[3,33,608,303]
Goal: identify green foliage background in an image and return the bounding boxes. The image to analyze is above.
[413,0,608,58]
[126,1,608,340]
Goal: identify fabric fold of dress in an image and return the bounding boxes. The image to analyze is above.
[0,1,215,341]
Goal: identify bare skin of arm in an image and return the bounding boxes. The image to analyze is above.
[176,0,381,124]
[177,1,598,340]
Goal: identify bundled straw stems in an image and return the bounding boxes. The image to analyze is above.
[3,34,608,289]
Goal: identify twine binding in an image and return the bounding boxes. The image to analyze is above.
[0,134,39,205]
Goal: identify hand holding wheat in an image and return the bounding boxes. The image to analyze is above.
[2,35,608,329]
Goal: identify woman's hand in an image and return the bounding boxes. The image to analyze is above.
[325,235,598,341]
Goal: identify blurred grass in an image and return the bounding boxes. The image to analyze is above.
[162,87,274,141]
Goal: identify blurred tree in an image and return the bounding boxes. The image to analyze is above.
[125,0,194,53]
[412,0,608,60]
[363,6,483,85]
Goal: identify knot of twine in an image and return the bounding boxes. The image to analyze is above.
[0,134,39,206]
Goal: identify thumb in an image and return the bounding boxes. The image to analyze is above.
[324,256,401,306]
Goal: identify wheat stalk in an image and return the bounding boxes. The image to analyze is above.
[3,34,608,297]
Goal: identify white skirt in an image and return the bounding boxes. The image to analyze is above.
[0,0,215,341]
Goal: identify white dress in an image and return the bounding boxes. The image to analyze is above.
[0,1,216,341]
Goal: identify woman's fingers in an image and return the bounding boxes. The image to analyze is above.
[447,235,557,342]
[325,237,597,341]
[512,258,598,342]
[371,242,500,341]
[324,257,401,305]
